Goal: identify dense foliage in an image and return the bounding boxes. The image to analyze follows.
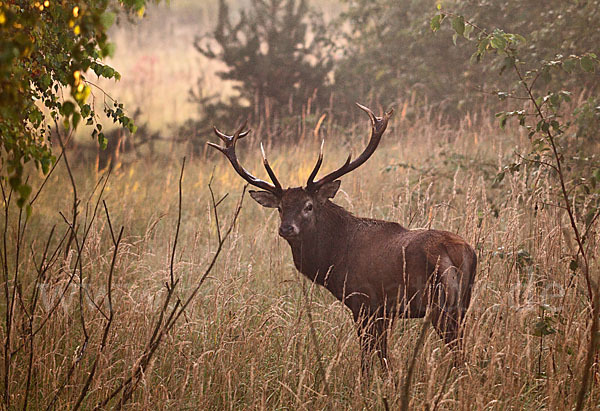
[336,0,600,117]
[0,0,146,207]
[431,6,599,408]
[192,0,599,129]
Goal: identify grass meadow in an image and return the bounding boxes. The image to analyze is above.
[2,2,599,409]
[3,104,599,409]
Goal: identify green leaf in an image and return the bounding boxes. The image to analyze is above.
[563,58,576,73]
[513,33,526,45]
[581,55,595,72]
[8,176,20,190]
[569,259,578,271]
[28,109,43,126]
[40,73,52,89]
[91,62,104,77]
[541,122,550,132]
[490,33,507,50]
[72,112,81,129]
[100,12,116,30]
[61,101,75,117]
[101,43,116,58]
[41,157,51,174]
[452,33,458,46]
[17,183,32,200]
[81,104,91,118]
[500,116,507,129]
[477,38,489,54]
[101,66,115,78]
[430,14,443,32]
[451,16,465,37]
[463,23,474,39]
[98,132,107,150]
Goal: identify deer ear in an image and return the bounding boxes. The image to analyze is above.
[249,190,280,208]
[317,180,341,202]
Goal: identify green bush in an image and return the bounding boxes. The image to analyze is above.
[194,0,334,131]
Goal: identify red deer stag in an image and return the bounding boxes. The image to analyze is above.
[208,104,477,372]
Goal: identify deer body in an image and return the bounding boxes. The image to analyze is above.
[209,104,477,371]
[292,201,475,319]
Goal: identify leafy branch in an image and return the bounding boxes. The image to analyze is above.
[0,0,147,208]
[432,7,599,409]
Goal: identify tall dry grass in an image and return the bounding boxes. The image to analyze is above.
[1,107,599,409]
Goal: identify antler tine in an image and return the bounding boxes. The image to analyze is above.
[260,142,283,191]
[213,125,250,145]
[355,102,376,125]
[306,139,324,187]
[213,126,230,142]
[207,124,282,195]
[232,121,248,144]
[306,103,393,191]
[207,141,225,153]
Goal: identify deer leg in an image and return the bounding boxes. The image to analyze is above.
[430,264,464,349]
[375,317,391,372]
[356,311,391,375]
[353,307,374,376]
[431,305,460,347]
[430,288,467,370]
[431,304,469,369]
[356,315,373,376]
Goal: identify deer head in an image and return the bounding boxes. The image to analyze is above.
[208,103,393,241]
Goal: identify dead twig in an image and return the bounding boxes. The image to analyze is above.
[94,162,246,409]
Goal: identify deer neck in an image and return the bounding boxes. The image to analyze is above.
[287,201,354,289]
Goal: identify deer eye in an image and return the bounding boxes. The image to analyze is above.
[304,203,313,212]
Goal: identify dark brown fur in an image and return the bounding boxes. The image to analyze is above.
[254,187,477,371]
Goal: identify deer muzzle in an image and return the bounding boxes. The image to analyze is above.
[279,223,299,239]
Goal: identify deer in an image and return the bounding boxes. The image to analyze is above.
[208,103,477,373]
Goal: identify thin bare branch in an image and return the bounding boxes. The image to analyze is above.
[170,158,185,288]
[95,167,246,410]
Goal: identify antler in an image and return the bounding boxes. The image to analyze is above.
[306,103,393,191]
[208,122,283,195]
